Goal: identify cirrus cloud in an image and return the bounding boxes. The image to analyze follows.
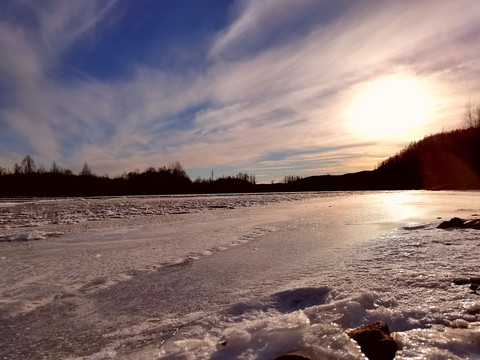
[1,0,480,182]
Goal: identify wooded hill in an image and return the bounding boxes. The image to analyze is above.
[376,126,480,189]
[289,126,480,191]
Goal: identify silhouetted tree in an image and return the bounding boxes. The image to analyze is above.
[283,175,302,184]
[13,163,21,174]
[168,161,187,178]
[464,100,480,129]
[51,162,60,173]
[80,162,92,176]
[20,155,36,174]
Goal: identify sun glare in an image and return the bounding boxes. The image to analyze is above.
[346,74,432,138]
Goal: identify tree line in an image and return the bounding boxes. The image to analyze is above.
[0,158,258,197]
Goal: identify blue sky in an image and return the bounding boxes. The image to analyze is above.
[1,0,480,182]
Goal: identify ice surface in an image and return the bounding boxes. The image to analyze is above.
[0,191,480,359]
[0,193,323,230]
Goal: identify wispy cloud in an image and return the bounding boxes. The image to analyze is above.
[1,0,480,180]
[0,0,119,163]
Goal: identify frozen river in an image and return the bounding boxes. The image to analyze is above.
[0,191,479,359]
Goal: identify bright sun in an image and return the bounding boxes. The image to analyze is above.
[346,74,432,138]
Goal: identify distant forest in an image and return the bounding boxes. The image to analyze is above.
[1,103,480,196]
[0,159,258,196]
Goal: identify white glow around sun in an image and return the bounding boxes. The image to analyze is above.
[346,74,432,138]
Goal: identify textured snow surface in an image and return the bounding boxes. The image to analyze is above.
[0,191,479,359]
[0,193,322,229]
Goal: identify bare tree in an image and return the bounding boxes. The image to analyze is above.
[283,175,302,184]
[80,162,92,176]
[51,162,60,174]
[20,155,36,173]
[13,163,21,174]
[463,100,480,129]
[168,161,187,178]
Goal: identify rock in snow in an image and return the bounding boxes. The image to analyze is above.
[275,355,311,360]
[437,217,480,229]
[347,321,397,360]
[437,217,467,228]
[452,277,480,294]
[464,219,480,229]
[452,277,480,285]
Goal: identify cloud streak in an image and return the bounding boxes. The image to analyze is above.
[1,0,480,181]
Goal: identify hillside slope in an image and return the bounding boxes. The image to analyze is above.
[376,127,480,189]
[292,127,480,191]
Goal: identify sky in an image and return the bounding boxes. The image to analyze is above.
[1,0,480,183]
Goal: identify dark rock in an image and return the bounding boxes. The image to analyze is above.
[437,217,466,229]
[347,321,397,360]
[452,277,480,286]
[455,277,480,294]
[275,355,311,360]
[438,217,480,229]
[453,278,471,285]
[463,219,480,229]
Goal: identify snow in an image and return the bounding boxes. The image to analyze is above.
[0,193,323,230]
[0,191,479,359]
